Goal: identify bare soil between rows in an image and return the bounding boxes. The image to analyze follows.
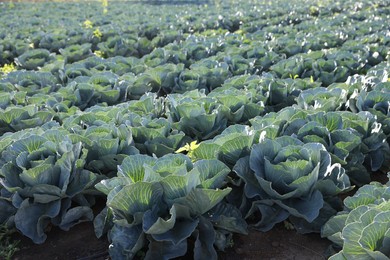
[12,219,331,260]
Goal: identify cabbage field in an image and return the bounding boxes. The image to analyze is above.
[0,0,389,259]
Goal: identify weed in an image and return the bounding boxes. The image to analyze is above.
[0,225,20,260]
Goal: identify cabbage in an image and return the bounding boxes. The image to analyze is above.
[94,154,247,260]
[322,179,390,259]
[0,132,96,243]
[234,136,351,232]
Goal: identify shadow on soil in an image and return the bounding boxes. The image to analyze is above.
[12,221,330,260]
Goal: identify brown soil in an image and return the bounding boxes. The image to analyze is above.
[12,222,110,260]
[12,221,330,260]
[219,225,330,260]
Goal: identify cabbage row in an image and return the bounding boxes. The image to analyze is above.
[0,0,389,259]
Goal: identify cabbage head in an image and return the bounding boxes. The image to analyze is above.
[0,131,96,244]
[322,179,390,259]
[234,136,351,232]
[94,154,247,260]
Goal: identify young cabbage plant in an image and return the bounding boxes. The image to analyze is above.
[295,87,348,112]
[353,87,390,139]
[234,136,351,232]
[191,124,255,168]
[0,131,97,244]
[94,154,247,260]
[1,70,59,96]
[340,111,390,175]
[208,88,265,124]
[250,107,390,186]
[73,123,139,177]
[0,105,54,135]
[322,179,390,259]
[130,117,190,157]
[59,43,92,64]
[15,49,53,70]
[167,90,228,140]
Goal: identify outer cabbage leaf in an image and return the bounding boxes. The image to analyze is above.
[0,189,16,227]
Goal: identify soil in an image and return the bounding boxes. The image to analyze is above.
[219,225,330,260]
[12,222,110,260]
[12,218,331,260]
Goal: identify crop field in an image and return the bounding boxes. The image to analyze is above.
[0,0,389,259]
